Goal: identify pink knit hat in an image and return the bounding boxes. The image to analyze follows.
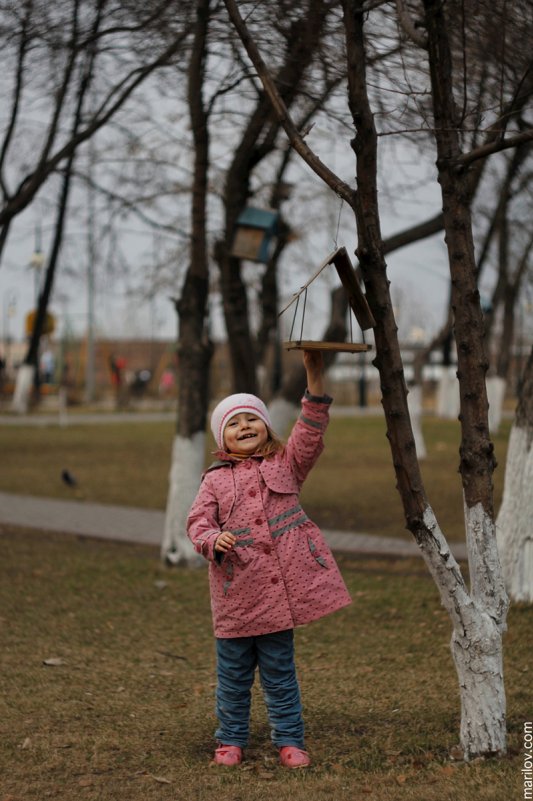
[210,393,273,449]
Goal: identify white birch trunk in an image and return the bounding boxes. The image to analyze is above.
[268,397,297,439]
[450,606,506,757]
[416,506,507,759]
[436,366,460,419]
[407,384,427,459]
[486,376,506,434]
[11,364,35,414]
[496,424,533,602]
[161,432,206,567]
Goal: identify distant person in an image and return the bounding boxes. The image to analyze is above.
[158,367,175,399]
[109,354,127,408]
[187,351,352,769]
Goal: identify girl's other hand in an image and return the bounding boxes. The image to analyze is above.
[215,531,237,553]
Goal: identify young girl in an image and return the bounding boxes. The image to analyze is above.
[186,351,352,768]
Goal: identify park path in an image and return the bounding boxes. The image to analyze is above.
[0,405,468,560]
[0,490,467,561]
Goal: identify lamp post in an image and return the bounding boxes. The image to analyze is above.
[30,246,45,304]
[2,288,18,370]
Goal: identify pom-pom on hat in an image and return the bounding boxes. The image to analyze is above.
[210,393,272,449]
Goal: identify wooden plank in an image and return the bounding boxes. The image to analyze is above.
[330,247,376,331]
[284,340,371,353]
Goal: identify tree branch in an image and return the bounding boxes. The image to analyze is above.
[455,129,533,169]
[395,0,427,49]
[0,1,32,199]
[0,25,190,229]
[222,0,356,207]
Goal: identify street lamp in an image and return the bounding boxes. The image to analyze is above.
[29,248,45,303]
[2,288,18,369]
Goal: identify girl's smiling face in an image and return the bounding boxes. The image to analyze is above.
[223,412,268,455]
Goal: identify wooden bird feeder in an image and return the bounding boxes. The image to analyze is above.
[230,206,279,264]
[280,247,376,353]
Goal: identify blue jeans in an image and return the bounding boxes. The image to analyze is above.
[215,629,304,748]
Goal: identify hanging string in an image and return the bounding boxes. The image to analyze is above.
[288,288,308,343]
[288,295,300,342]
[300,287,308,342]
[333,196,344,249]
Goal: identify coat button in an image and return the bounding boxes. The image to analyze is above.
[263,545,271,555]
[255,517,263,526]
[248,489,256,497]
[245,461,253,469]
[271,576,279,585]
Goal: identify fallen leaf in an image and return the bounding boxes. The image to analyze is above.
[21,738,31,750]
[43,658,65,667]
[395,774,407,785]
[78,778,93,787]
[256,770,275,780]
[449,745,464,761]
[440,765,456,777]
[148,774,171,785]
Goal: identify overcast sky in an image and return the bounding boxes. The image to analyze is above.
[0,125,483,353]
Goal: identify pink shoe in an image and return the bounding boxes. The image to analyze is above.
[279,745,311,768]
[213,744,243,767]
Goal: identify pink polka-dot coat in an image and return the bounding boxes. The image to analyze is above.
[187,392,352,638]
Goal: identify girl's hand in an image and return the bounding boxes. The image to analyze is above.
[215,531,237,553]
[303,350,324,396]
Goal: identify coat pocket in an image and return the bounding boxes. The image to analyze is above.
[307,534,329,568]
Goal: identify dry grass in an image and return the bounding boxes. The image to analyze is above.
[0,526,530,801]
[0,415,512,541]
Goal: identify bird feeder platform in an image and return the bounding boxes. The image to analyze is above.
[284,340,370,353]
[280,246,375,353]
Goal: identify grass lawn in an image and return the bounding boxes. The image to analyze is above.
[0,414,512,541]
[0,526,530,801]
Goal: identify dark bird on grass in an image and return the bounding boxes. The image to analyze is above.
[61,469,77,488]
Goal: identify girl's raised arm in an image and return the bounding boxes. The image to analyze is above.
[303,350,324,397]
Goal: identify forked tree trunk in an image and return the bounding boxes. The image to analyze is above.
[225,0,510,759]
[344,0,508,758]
[496,346,533,602]
[162,0,212,567]
[421,0,508,755]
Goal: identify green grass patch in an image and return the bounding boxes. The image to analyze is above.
[0,415,511,541]
[0,526,529,801]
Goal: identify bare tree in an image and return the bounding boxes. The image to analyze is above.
[162,0,212,566]
[0,0,192,256]
[223,0,533,759]
[214,0,345,394]
[1,0,193,410]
